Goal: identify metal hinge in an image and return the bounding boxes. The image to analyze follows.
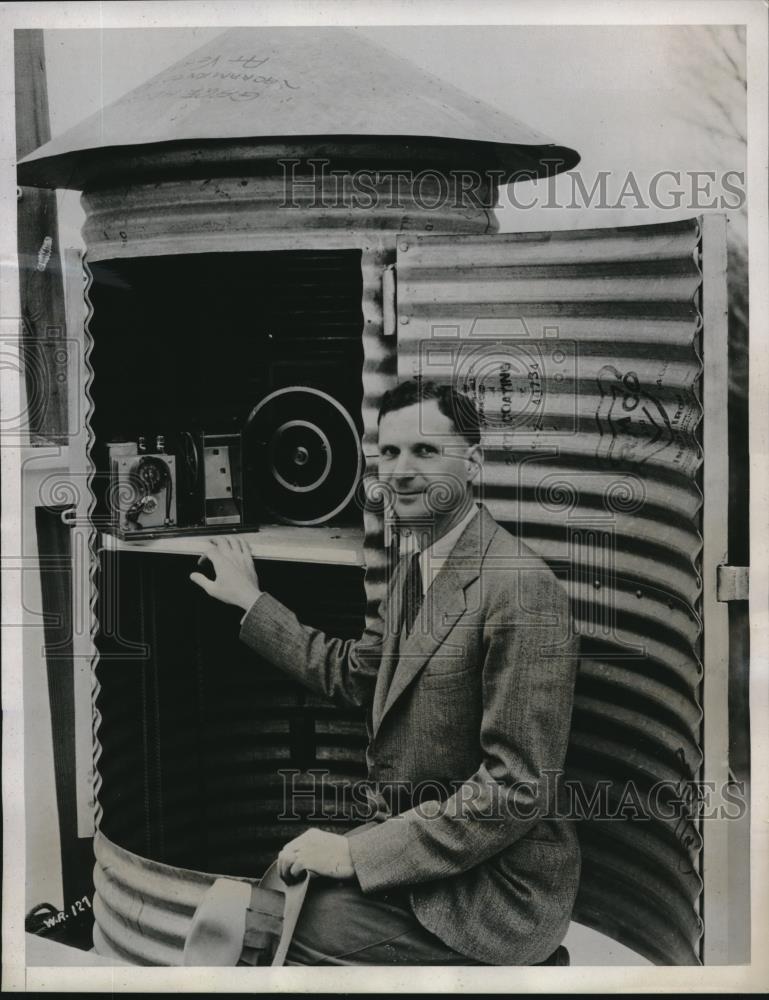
[717,565,749,602]
[382,264,397,337]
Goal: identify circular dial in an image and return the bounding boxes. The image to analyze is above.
[243,387,362,526]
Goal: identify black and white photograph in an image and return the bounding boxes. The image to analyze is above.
[1,0,767,992]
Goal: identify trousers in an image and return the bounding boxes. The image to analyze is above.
[240,877,480,966]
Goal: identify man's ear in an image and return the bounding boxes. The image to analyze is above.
[466,443,483,481]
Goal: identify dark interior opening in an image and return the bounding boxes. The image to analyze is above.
[89,248,369,874]
[95,550,368,876]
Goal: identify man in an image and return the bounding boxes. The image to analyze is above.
[189,378,580,965]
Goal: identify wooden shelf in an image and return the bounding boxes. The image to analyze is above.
[98,524,366,567]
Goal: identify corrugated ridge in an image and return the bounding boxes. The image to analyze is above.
[360,247,398,627]
[81,176,493,261]
[82,253,103,834]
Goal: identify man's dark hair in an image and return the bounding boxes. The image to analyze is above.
[377,378,482,446]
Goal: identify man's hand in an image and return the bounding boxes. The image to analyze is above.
[277,829,355,884]
[189,536,262,611]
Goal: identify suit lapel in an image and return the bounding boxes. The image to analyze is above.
[371,556,408,730]
[373,504,499,735]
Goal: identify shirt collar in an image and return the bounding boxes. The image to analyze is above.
[398,503,479,594]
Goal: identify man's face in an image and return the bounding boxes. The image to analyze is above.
[377,398,480,536]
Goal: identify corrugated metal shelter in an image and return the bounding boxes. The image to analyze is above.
[18,26,730,968]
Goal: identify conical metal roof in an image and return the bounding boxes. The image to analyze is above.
[18,27,579,189]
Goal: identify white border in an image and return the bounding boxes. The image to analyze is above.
[1,0,767,993]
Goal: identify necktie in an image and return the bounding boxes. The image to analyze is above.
[401,550,424,635]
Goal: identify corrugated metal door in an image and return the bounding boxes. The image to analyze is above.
[385,216,729,965]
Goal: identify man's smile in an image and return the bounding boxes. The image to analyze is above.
[394,491,424,504]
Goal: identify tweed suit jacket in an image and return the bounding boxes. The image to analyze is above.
[239,503,580,965]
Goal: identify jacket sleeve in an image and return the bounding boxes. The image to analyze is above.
[238,588,387,710]
[347,567,578,891]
